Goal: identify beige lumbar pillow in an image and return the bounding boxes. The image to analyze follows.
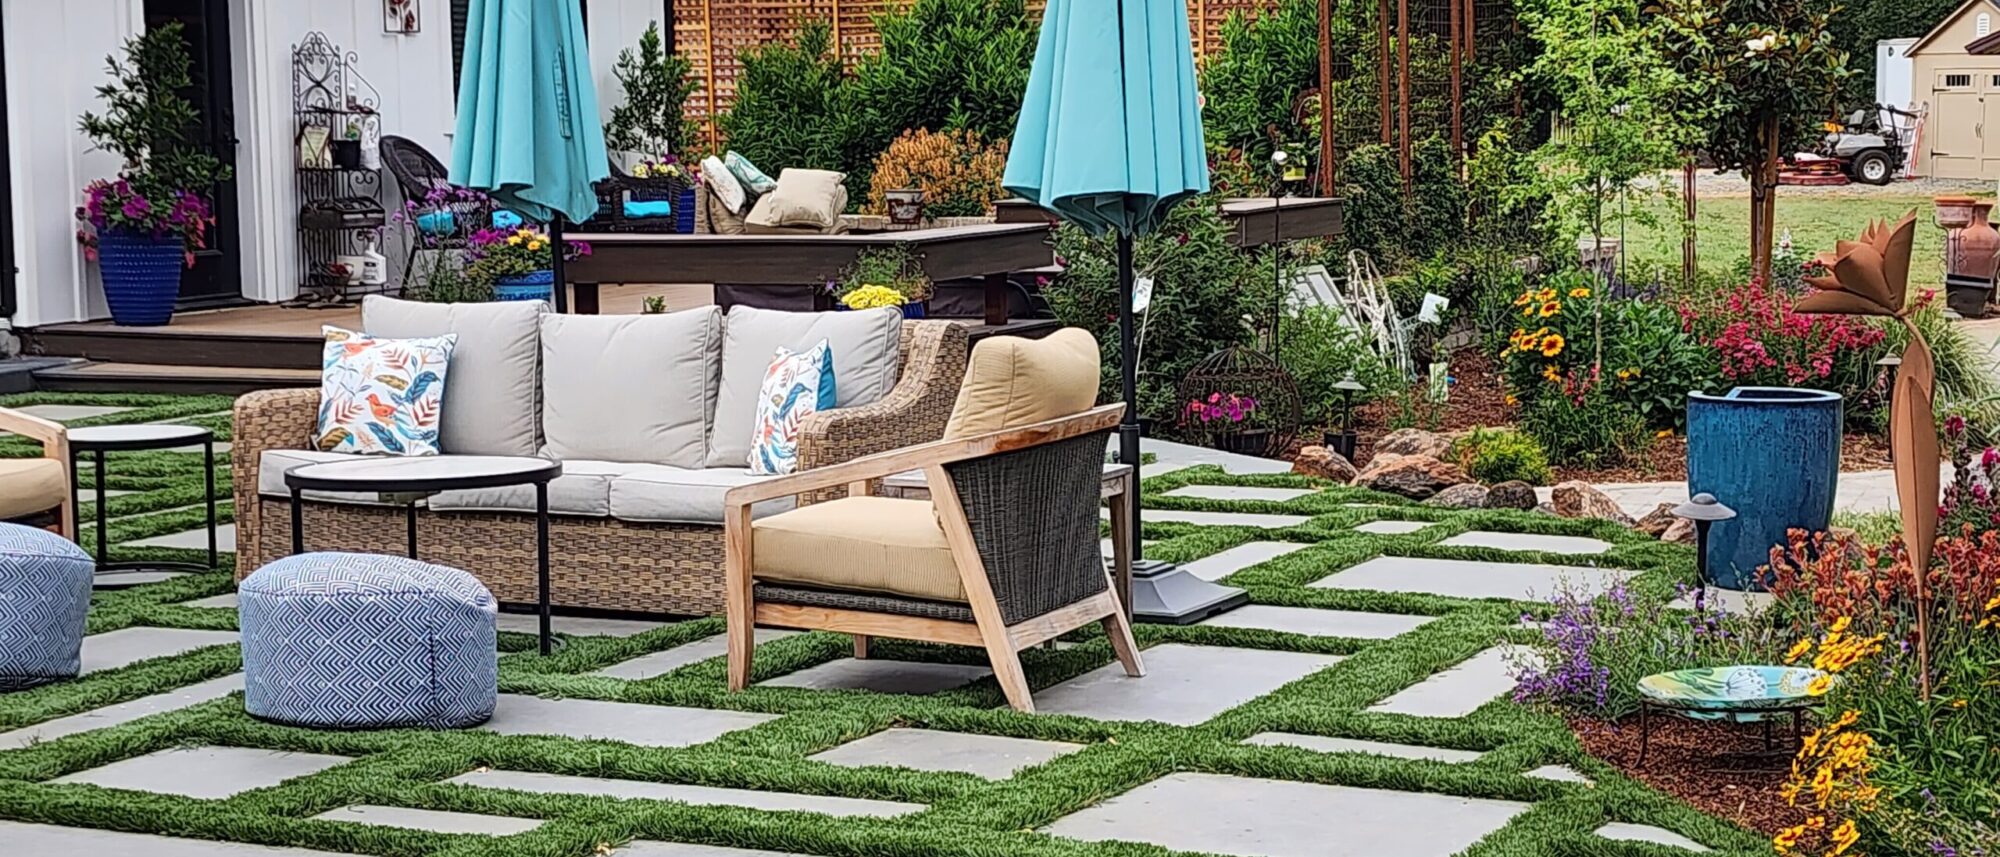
[746,168,847,232]
[943,328,1101,440]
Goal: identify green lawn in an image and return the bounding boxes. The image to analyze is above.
[1616,190,1955,291]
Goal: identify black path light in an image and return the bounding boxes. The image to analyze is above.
[1328,371,1365,460]
[1671,492,1737,590]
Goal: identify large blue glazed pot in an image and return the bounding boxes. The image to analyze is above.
[1686,387,1842,591]
[494,269,555,303]
[97,229,184,326]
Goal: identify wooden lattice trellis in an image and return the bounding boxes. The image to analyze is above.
[672,0,1284,149]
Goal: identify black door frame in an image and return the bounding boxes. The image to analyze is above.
[0,10,16,322]
[147,0,245,310]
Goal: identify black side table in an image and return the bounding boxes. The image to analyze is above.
[283,455,563,654]
[68,424,218,585]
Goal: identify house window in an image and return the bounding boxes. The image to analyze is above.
[1948,73,1974,87]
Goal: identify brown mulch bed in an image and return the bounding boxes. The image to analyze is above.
[1569,714,1809,836]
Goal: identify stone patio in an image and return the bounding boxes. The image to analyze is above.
[595,630,799,679]
[1311,556,1637,602]
[1368,647,1534,718]
[1242,733,1484,763]
[617,843,808,856]
[310,805,544,836]
[1109,508,1314,528]
[1042,772,1532,857]
[80,627,241,674]
[481,695,776,747]
[807,728,1082,778]
[55,746,350,799]
[446,770,922,818]
[1180,541,1307,581]
[1354,520,1433,535]
[1199,605,1434,639]
[1163,485,1317,503]
[495,613,667,637]
[759,658,992,695]
[0,822,351,856]
[1594,822,1711,852]
[1524,764,1592,784]
[0,674,242,750]
[1034,644,1341,725]
[126,523,236,552]
[15,404,135,422]
[1438,531,1612,555]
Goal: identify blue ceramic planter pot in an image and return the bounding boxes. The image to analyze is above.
[1686,387,1842,591]
[97,229,184,326]
[494,269,554,302]
[676,187,697,234]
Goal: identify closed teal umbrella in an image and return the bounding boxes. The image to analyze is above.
[450,0,606,311]
[1005,0,1228,623]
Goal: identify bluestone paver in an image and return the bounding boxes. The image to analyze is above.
[310,805,544,835]
[482,695,775,747]
[759,659,990,695]
[1181,541,1308,581]
[495,613,665,637]
[1440,531,1612,555]
[1355,520,1433,535]
[1525,764,1593,784]
[55,746,350,799]
[594,630,799,679]
[0,674,242,750]
[1594,822,1712,852]
[1035,644,1341,725]
[1368,646,1536,718]
[1107,508,1312,528]
[619,843,809,856]
[127,523,236,552]
[15,404,135,422]
[808,728,1082,779]
[80,627,240,674]
[447,770,922,818]
[183,593,241,609]
[1200,605,1434,639]
[1163,485,1316,503]
[1311,556,1637,602]
[1242,733,1484,763]
[0,822,351,856]
[1042,772,1530,857]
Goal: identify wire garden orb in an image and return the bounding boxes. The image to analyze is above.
[1175,346,1303,459]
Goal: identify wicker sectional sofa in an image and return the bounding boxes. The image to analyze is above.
[233,296,968,616]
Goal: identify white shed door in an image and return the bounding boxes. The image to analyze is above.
[1933,70,1985,179]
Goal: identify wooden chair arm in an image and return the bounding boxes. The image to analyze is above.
[0,407,65,453]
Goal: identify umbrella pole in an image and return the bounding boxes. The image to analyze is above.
[1118,232,1144,563]
[549,216,571,313]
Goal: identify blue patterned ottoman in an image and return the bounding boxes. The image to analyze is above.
[240,552,497,729]
[0,523,95,691]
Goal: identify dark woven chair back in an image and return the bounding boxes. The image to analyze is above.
[380,135,451,202]
[945,429,1114,625]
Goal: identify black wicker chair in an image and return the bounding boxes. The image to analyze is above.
[380,135,491,280]
[587,157,695,233]
[721,401,1142,712]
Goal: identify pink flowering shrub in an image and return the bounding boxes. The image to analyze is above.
[1681,278,1887,396]
[1184,392,1259,425]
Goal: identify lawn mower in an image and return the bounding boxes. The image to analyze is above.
[1815,104,1916,186]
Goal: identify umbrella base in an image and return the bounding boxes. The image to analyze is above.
[1129,559,1250,625]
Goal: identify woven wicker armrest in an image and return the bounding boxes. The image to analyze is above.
[231,387,322,566]
[794,320,968,477]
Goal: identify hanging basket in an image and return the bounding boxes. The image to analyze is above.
[1174,346,1302,459]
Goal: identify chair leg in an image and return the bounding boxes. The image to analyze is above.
[852,635,871,659]
[724,506,755,692]
[1101,606,1145,678]
[984,638,1036,713]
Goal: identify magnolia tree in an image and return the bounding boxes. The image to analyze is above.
[1652,0,1851,281]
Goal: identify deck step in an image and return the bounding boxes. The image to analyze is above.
[30,361,318,395]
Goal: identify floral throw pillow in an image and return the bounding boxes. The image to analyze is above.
[748,340,837,475]
[316,326,456,456]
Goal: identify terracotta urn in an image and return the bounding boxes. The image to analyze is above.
[1951,201,2000,281]
[1937,195,1978,229]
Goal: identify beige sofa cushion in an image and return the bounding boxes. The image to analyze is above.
[539,309,720,467]
[429,459,645,517]
[751,496,966,603]
[0,459,65,520]
[745,169,846,232]
[700,155,748,214]
[707,306,903,467]
[607,465,795,524]
[361,296,545,456]
[698,184,748,235]
[943,328,1101,440]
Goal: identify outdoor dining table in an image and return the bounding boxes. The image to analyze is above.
[282,456,563,654]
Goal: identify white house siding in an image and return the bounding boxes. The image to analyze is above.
[4,0,667,327]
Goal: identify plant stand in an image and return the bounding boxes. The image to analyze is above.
[291,33,385,307]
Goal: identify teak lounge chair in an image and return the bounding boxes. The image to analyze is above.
[0,407,73,537]
[721,330,1143,711]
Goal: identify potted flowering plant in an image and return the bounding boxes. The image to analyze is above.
[464,226,592,303]
[1185,392,1266,455]
[73,23,232,326]
[832,246,932,318]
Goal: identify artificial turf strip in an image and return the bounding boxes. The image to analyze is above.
[0,396,1769,856]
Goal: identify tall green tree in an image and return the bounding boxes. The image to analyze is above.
[604,22,699,157]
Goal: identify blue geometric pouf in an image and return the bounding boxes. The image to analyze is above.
[240,552,497,729]
[0,523,94,691]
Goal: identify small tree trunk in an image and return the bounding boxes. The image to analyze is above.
[1748,115,1783,282]
[1682,155,1698,290]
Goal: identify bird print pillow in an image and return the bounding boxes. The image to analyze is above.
[748,340,837,475]
[316,325,455,456]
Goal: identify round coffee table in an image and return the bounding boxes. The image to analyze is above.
[283,455,563,654]
[67,424,219,586]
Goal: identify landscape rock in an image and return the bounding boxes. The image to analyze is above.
[1353,454,1470,500]
[1661,518,1696,544]
[1534,502,1558,516]
[1633,503,1678,537]
[1425,483,1490,509]
[1485,481,1538,510]
[1550,481,1635,526]
[1291,446,1358,482]
[1374,428,1455,460]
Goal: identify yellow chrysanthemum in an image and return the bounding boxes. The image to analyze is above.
[1785,639,1813,664]
[1540,334,1565,357]
[1569,287,1591,298]
[1538,301,1561,317]
[507,235,523,245]
[1806,675,1833,696]
[527,240,545,251]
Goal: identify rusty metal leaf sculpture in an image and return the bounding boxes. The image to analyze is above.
[1794,209,1934,697]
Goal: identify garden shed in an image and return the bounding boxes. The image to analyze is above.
[1909,0,2000,178]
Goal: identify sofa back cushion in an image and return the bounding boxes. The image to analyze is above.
[943,327,1100,440]
[361,296,544,456]
[540,308,721,467]
[707,306,902,467]
[745,169,846,232]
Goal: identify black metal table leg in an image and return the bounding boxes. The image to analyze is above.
[68,447,80,544]
[290,488,304,555]
[203,439,218,570]
[405,504,419,559]
[93,450,107,566]
[536,482,552,655]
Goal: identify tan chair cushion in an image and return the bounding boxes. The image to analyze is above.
[745,169,847,231]
[698,184,748,235]
[751,496,966,603]
[0,459,66,520]
[943,327,1101,440]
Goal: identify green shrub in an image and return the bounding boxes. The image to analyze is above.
[1602,300,1721,430]
[1519,372,1650,468]
[1277,305,1394,426]
[1339,144,1408,266]
[717,21,867,178]
[604,23,698,157]
[1043,197,1262,421]
[1452,427,1553,485]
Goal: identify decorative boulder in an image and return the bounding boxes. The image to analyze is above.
[1550,481,1634,525]
[1374,428,1455,460]
[1485,481,1538,510]
[1633,502,1679,538]
[1425,483,1490,509]
[240,552,497,729]
[1292,446,1358,482]
[1354,454,1469,500]
[1661,518,1696,544]
[0,524,94,691]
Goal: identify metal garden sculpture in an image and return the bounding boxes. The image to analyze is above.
[1797,210,1936,696]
